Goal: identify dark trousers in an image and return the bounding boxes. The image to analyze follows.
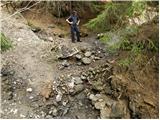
[71,25,80,42]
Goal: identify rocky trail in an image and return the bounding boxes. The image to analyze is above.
[1,10,158,119]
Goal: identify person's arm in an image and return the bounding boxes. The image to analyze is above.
[77,20,80,25]
[66,16,73,25]
[77,17,80,25]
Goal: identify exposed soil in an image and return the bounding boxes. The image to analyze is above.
[1,9,159,119]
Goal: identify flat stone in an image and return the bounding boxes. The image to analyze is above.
[82,57,92,65]
[75,54,82,60]
[84,51,92,57]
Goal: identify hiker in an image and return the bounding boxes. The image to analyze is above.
[66,10,81,43]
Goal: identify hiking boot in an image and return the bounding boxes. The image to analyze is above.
[77,40,82,42]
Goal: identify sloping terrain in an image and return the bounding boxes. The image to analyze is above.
[1,7,159,119]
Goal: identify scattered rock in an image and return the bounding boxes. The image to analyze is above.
[92,81,104,91]
[48,37,53,41]
[100,107,111,119]
[94,101,106,110]
[58,46,79,59]
[94,56,101,60]
[84,51,92,57]
[77,62,82,66]
[110,101,126,118]
[74,76,83,84]
[89,94,99,101]
[56,92,63,102]
[68,79,75,89]
[31,26,41,33]
[46,115,53,119]
[50,106,58,116]
[75,54,82,60]
[61,60,69,67]
[29,96,34,99]
[82,57,92,65]
[80,75,86,80]
[72,84,84,95]
[26,88,32,92]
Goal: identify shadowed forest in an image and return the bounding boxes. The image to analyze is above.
[0,0,159,119]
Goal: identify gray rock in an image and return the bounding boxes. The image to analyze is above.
[77,62,82,66]
[74,77,83,84]
[110,101,126,118]
[56,92,62,102]
[72,84,84,95]
[82,57,92,65]
[89,94,99,101]
[26,88,32,92]
[46,115,53,119]
[75,54,82,60]
[49,106,58,116]
[80,75,86,80]
[100,107,111,119]
[95,101,106,110]
[84,51,92,57]
[61,60,69,67]
[58,46,79,59]
[94,56,101,60]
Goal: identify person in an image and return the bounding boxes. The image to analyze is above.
[66,10,81,43]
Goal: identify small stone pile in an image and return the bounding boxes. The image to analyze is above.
[57,45,103,68]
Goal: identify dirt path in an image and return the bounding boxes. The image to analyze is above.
[1,11,108,118]
[1,10,158,119]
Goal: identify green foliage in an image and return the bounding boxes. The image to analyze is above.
[127,1,147,17]
[0,33,12,52]
[118,57,132,67]
[147,39,158,52]
[85,1,147,32]
[131,42,143,56]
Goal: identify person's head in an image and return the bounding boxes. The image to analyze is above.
[72,10,77,16]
